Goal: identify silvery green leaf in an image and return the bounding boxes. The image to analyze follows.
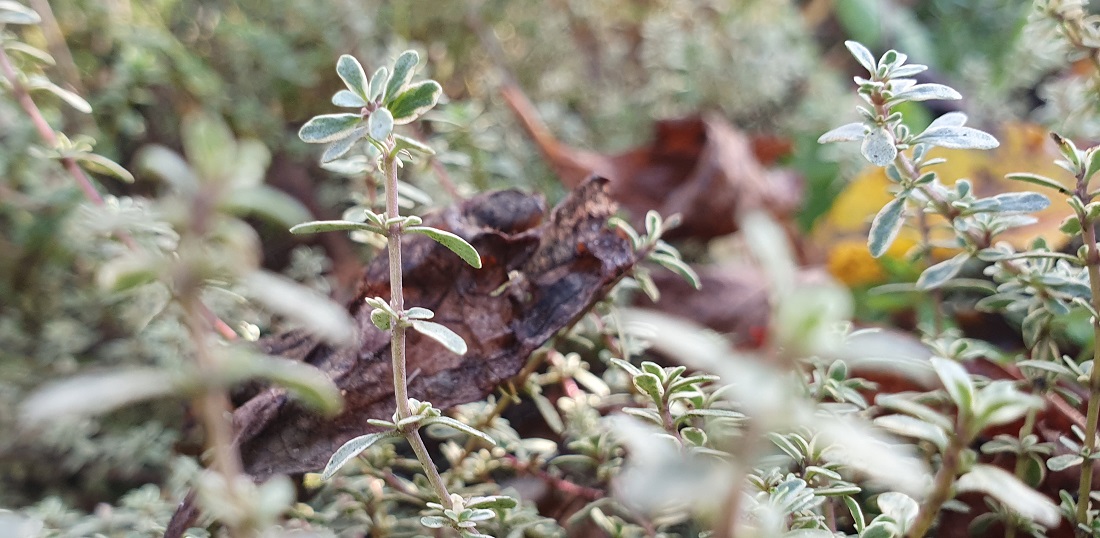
[322,432,395,480]
[874,414,948,451]
[648,252,701,290]
[877,492,919,531]
[299,113,362,143]
[368,66,388,101]
[889,83,961,104]
[916,252,968,290]
[1004,173,1071,195]
[411,320,468,355]
[290,219,384,236]
[336,54,369,100]
[6,41,54,64]
[368,107,394,141]
[633,372,665,404]
[466,495,519,510]
[861,126,897,166]
[860,522,897,538]
[228,352,343,415]
[930,357,974,411]
[405,225,481,268]
[20,368,178,424]
[927,111,968,130]
[818,122,867,144]
[914,126,998,150]
[956,464,1060,527]
[321,127,366,163]
[890,64,928,78]
[868,195,908,258]
[77,153,134,183]
[370,308,391,330]
[422,416,495,445]
[406,307,434,320]
[243,270,358,347]
[135,145,199,193]
[221,185,312,228]
[27,78,91,113]
[1047,454,1083,471]
[393,134,435,156]
[0,1,40,24]
[969,192,1050,214]
[332,89,367,108]
[845,40,877,74]
[385,50,419,104]
[388,80,442,125]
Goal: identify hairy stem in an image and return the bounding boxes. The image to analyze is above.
[382,149,452,509]
[182,294,246,537]
[1076,206,1100,530]
[908,429,967,538]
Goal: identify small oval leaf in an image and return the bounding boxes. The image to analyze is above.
[322,432,394,480]
[299,114,363,144]
[411,320,468,355]
[861,126,897,166]
[384,50,419,104]
[405,225,482,268]
[868,196,908,258]
[914,126,999,150]
[916,252,969,290]
[336,55,369,100]
[388,80,442,125]
[368,107,394,141]
[818,122,867,144]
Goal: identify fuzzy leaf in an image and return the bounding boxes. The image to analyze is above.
[927,112,968,129]
[845,40,877,74]
[890,83,961,103]
[233,353,344,416]
[873,414,948,451]
[648,252,701,289]
[321,127,367,163]
[20,368,179,424]
[29,78,91,113]
[393,134,435,156]
[368,107,394,141]
[322,432,394,480]
[1047,454,1083,471]
[332,89,367,108]
[290,219,384,236]
[914,126,999,150]
[336,54,369,100]
[877,492,919,530]
[368,67,388,101]
[818,122,867,144]
[0,1,40,24]
[930,357,974,412]
[76,153,134,183]
[1004,173,1070,195]
[957,464,1060,528]
[411,320,468,355]
[299,113,362,144]
[868,195,907,258]
[969,192,1051,214]
[384,50,419,103]
[405,307,434,320]
[388,80,442,125]
[406,225,482,268]
[916,252,968,290]
[861,126,897,166]
[221,185,312,229]
[422,416,495,445]
[242,270,358,347]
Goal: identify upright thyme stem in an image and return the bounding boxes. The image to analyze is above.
[382,148,452,509]
[1076,205,1100,530]
[181,294,246,537]
[908,426,967,538]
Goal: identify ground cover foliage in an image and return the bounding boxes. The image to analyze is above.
[7,1,1100,537]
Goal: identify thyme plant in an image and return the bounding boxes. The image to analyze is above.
[293,51,516,536]
[819,41,1077,537]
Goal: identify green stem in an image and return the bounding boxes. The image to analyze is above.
[182,294,247,538]
[1076,209,1100,531]
[908,425,968,538]
[382,148,452,510]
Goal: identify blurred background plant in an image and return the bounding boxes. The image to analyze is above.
[4,0,1100,536]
